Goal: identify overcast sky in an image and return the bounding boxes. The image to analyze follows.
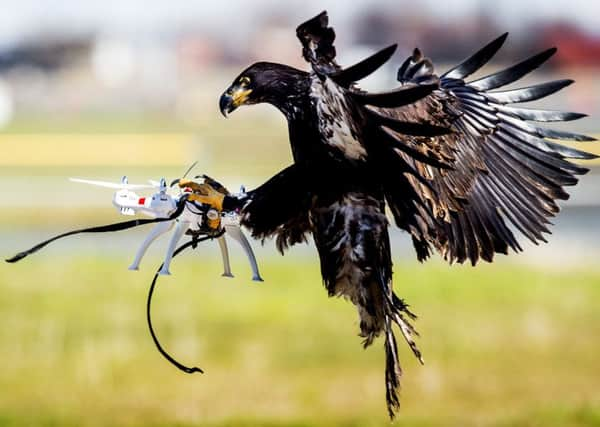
[0,0,598,47]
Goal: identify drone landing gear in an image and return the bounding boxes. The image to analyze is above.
[160,221,190,275]
[129,221,174,271]
[224,224,263,282]
[217,235,234,278]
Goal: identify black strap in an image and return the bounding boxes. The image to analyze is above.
[147,230,225,374]
[6,196,188,263]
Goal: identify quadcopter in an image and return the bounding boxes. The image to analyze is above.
[6,170,262,373]
[69,175,263,280]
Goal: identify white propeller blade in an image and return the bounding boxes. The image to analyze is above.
[70,178,155,190]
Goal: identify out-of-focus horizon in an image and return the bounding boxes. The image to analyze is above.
[0,0,599,131]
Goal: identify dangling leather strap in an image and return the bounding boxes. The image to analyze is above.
[6,196,189,263]
[146,230,225,374]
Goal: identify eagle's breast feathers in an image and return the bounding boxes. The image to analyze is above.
[310,75,367,161]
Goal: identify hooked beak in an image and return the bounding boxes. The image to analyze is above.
[219,86,252,117]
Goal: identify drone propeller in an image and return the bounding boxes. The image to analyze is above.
[182,161,198,180]
[70,177,156,190]
[170,161,199,189]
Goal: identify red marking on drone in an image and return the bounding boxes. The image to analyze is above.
[138,197,146,205]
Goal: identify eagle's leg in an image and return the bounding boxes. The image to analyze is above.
[311,192,423,418]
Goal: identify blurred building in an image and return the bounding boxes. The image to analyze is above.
[0,2,598,130]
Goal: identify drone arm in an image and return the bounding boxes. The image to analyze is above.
[129,221,175,271]
[224,224,263,282]
[217,236,233,278]
[113,189,142,216]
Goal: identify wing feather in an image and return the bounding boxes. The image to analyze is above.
[486,79,574,104]
[374,35,596,264]
[496,106,586,122]
[365,106,451,136]
[441,33,508,80]
[331,44,397,87]
[352,83,439,108]
[469,48,557,91]
[241,164,311,253]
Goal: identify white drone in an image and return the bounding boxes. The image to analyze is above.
[7,170,264,374]
[68,175,263,281]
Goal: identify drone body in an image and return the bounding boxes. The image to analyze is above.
[69,175,263,280]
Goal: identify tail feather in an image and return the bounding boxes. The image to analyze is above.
[382,292,424,419]
[391,311,424,364]
[384,316,401,419]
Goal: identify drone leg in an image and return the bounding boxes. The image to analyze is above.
[159,221,190,276]
[129,221,174,271]
[217,235,234,278]
[224,224,263,282]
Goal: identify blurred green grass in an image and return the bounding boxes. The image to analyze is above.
[2,114,599,426]
[1,256,599,427]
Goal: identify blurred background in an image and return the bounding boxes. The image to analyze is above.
[1,1,599,426]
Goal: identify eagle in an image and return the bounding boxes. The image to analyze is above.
[215,11,596,418]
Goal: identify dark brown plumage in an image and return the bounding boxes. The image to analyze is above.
[219,11,596,418]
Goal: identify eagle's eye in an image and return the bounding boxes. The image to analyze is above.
[239,76,251,86]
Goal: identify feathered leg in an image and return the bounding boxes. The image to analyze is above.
[311,191,424,419]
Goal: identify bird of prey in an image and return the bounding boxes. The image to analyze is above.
[216,11,596,418]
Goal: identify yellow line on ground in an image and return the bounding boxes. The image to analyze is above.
[1,133,598,167]
[0,133,199,166]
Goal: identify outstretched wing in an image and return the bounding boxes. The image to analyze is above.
[377,34,596,264]
[296,11,340,75]
[241,164,312,254]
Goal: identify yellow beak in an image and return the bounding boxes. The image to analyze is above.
[220,87,253,116]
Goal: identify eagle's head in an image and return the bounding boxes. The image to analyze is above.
[219,62,309,117]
